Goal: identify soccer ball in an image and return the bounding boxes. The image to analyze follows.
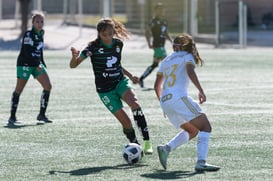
[122,143,143,164]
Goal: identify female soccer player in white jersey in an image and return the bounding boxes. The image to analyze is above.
[154,33,220,171]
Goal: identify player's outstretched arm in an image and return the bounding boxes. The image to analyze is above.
[70,47,84,68]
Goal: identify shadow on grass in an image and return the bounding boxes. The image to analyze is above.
[49,163,148,176]
[3,122,45,129]
[141,169,203,180]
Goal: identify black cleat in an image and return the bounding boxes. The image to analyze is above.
[139,78,144,88]
[8,116,17,125]
[37,114,52,123]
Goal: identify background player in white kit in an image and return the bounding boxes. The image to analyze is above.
[154,33,220,171]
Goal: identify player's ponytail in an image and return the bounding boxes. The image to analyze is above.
[112,18,130,40]
[96,17,130,41]
[173,33,204,66]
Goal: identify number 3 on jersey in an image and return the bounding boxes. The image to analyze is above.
[163,64,178,89]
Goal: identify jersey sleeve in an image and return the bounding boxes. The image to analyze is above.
[157,60,164,75]
[80,46,91,60]
[184,53,195,66]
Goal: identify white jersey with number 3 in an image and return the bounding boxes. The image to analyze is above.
[157,51,202,128]
[158,51,195,99]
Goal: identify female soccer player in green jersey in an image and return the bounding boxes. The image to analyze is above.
[139,2,172,88]
[69,18,153,154]
[8,12,52,126]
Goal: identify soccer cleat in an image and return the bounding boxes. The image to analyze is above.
[143,140,153,154]
[195,161,220,172]
[157,145,169,170]
[37,114,52,123]
[139,78,144,88]
[8,116,17,125]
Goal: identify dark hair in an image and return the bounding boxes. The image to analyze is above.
[96,17,130,40]
[173,33,204,66]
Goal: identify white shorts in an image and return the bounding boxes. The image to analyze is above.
[160,95,203,129]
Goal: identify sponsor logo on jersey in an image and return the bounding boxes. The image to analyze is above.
[98,48,104,53]
[106,56,117,67]
[24,37,33,46]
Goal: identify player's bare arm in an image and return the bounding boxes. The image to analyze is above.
[186,63,206,104]
[154,73,163,101]
[70,47,84,68]
[145,28,153,48]
[166,30,172,44]
[122,68,139,84]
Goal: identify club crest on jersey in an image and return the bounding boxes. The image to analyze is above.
[116,46,120,53]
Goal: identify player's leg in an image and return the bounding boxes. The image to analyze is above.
[139,47,166,87]
[8,78,28,124]
[113,109,139,144]
[98,90,139,144]
[139,59,159,87]
[190,114,220,171]
[157,122,199,170]
[35,65,52,123]
[121,88,153,154]
[8,66,31,125]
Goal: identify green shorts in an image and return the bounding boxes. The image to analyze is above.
[154,47,167,59]
[17,64,47,80]
[98,78,131,114]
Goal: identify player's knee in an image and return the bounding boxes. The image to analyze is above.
[189,129,199,139]
[44,82,52,91]
[151,62,158,68]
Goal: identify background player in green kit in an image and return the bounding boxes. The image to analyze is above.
[139,2,172,88]
[8,12,52,126]
[69,18,153,154]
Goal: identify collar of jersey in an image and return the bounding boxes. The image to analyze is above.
[32,27,43,36]
[100,39,115,48]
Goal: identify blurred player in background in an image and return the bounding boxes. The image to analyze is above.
[139,2,172,88]
[69,18,153,154]
[154,33,220,171]
[8,12,52,126]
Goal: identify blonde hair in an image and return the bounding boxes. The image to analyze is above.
[96,17,130,41]
[31,11,45,23]
[155,2,164,9]
[173,33,204,66]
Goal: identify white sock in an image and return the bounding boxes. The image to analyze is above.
[167,131,189,151]
[197,131,210,162]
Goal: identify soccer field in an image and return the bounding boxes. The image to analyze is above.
[0,48,273,180]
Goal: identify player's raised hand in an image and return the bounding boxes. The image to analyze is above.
[70,47,80,58]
